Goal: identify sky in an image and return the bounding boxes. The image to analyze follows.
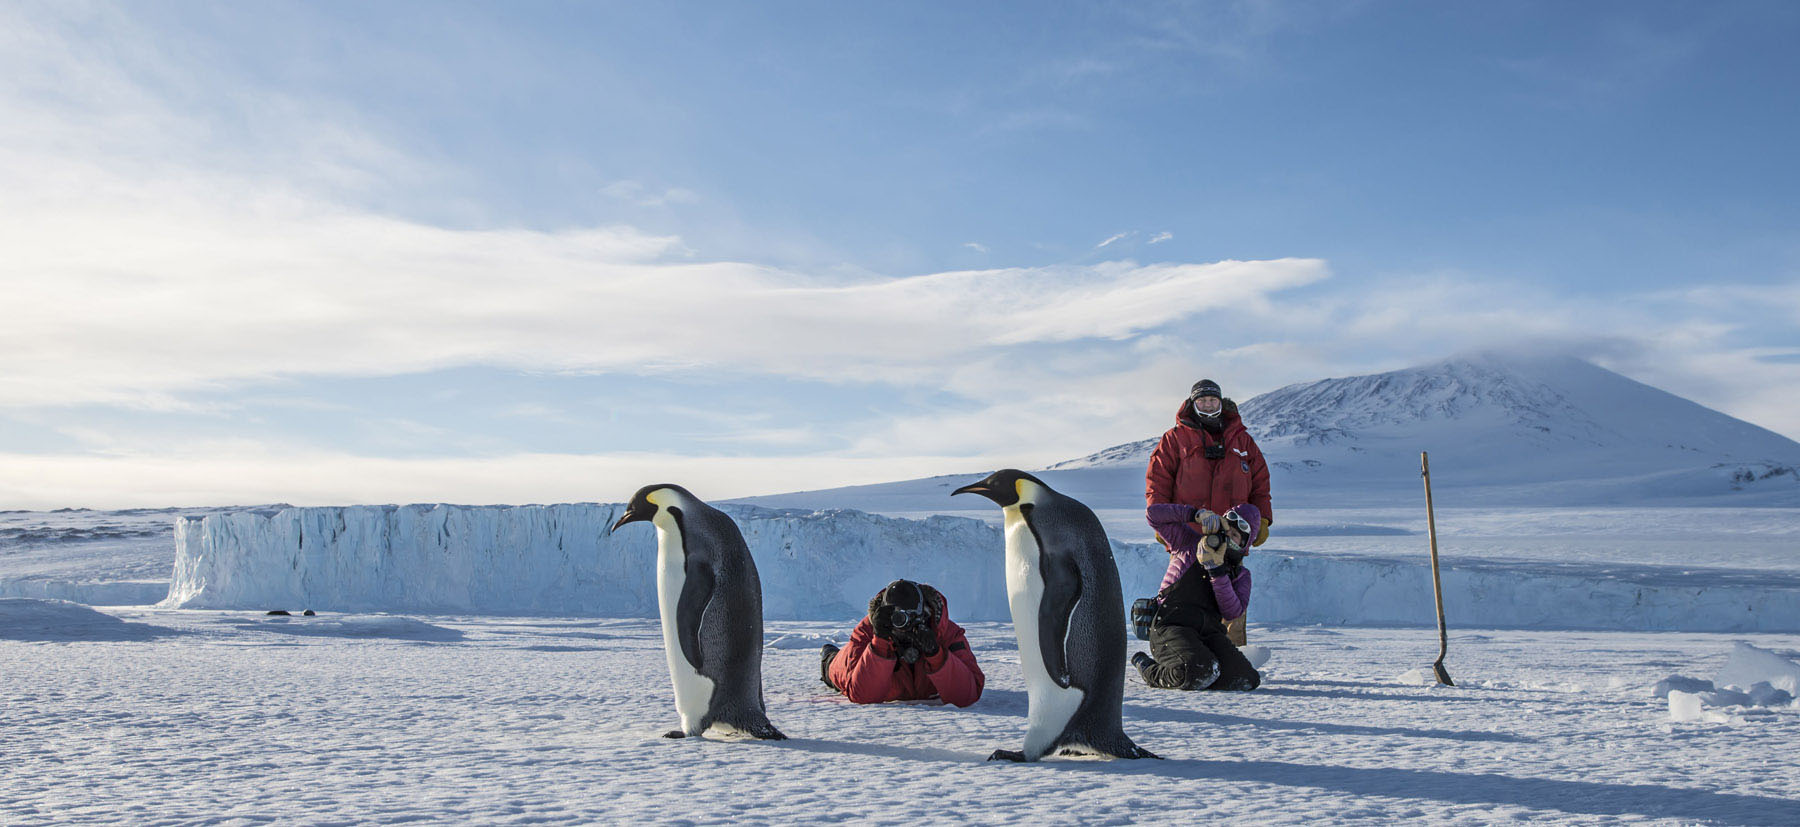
[3,0,1798,508]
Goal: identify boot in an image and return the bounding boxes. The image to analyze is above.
[819,643,841,689]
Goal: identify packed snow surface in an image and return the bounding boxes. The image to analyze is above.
[4,603,1798,825]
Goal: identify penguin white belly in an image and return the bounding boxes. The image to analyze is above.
[655,527,716,735]
[1003,509,1085,758]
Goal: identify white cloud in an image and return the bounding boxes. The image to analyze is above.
[962,242,989,254]
[1148,231,1173,244]
[0,160,1330,405]
[1096,231,1131,248]
[0,449,987,510]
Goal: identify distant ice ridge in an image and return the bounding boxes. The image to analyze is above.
[165,504,1800,632]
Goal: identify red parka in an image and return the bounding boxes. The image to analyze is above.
[828,596,984,707]
[1145,398,1273,527]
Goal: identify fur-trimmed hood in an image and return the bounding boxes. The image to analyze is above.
[868,580,949,629]
[1176,395,1241,431]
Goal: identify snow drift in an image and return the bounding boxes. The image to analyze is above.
[164,503,1800,632]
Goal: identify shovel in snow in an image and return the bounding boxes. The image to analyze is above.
[1421,451,1455,687]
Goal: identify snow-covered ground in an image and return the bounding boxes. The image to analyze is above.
[4,601,1798,825]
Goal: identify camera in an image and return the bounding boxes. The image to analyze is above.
[1204,445,1226,460]
[871,579,941,664]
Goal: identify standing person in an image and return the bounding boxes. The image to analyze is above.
[1144,378,1272,646]
[1133,503,1261,691]
[821,580,985,707]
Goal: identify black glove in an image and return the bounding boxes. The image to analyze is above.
[871,604,898,640]
[899,621,940,657]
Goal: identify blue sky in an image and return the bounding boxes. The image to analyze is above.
[2,0,1797,507]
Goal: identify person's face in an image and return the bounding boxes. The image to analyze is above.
[1193,396,1222,416]
[1224,521,1247,549]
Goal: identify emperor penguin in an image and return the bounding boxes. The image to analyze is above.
[609,484,786,741]
[954,469,1156,762]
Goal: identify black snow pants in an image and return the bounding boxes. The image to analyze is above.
[1141,602,1260,691]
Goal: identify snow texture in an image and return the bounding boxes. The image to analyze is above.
[5,606,1799,825]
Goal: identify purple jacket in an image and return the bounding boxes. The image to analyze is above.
[1147,503,1253,620]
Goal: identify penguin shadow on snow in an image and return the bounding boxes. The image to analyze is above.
[1022,758,1800,825]
[1248,684,1496,704]
[1122,702,1532,743]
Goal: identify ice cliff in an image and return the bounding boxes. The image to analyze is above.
[164,504,1010,620]
[163,503,1800,632]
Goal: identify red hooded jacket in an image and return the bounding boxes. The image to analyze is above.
[828,596,984,707]
[1145,398,1273,526]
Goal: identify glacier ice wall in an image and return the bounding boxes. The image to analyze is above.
[164,504,1800,631]
[163,504,1012,620]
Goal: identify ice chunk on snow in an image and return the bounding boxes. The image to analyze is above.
[1668,690,1736,724]
[1746,682,1794,707]
[1395,668,1437,686]
[764,632,839,650]
[1241,644,1272,670]
[1715,642,1800,695]
[1652,675,1715,699]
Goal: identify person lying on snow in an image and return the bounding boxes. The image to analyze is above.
[819,579,984,707]
[1133,502,1262,692]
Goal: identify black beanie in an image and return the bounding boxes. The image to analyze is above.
[1190,379,1222,399]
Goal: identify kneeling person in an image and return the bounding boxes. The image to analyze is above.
[821,579,985,707]
[1134,503,1262,692]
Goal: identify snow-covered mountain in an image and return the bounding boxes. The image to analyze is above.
[744,352,1800,513]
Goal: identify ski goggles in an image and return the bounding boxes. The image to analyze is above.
[1224,510,1254,537]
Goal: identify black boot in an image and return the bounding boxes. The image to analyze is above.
[1131,651,1154,682]
[820,643,841,689]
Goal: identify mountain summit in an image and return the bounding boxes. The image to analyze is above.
[1050,351,1800,505]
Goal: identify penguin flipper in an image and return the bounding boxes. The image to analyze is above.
[1037,551,1082,688]
[676,559,715,671]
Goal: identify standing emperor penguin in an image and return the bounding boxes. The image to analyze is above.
[610,484,786,741]
[954,469,1156,762]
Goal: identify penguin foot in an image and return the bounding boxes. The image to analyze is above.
[987,749,1029,763]
[748,724,788,741]
[662,730,688,739]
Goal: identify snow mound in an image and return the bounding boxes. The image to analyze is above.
[0,598,174,642]
[1241,644,1272,670]
[1717,642,1800,696]
[764,632,839,650]
[1654,645,1799,723]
